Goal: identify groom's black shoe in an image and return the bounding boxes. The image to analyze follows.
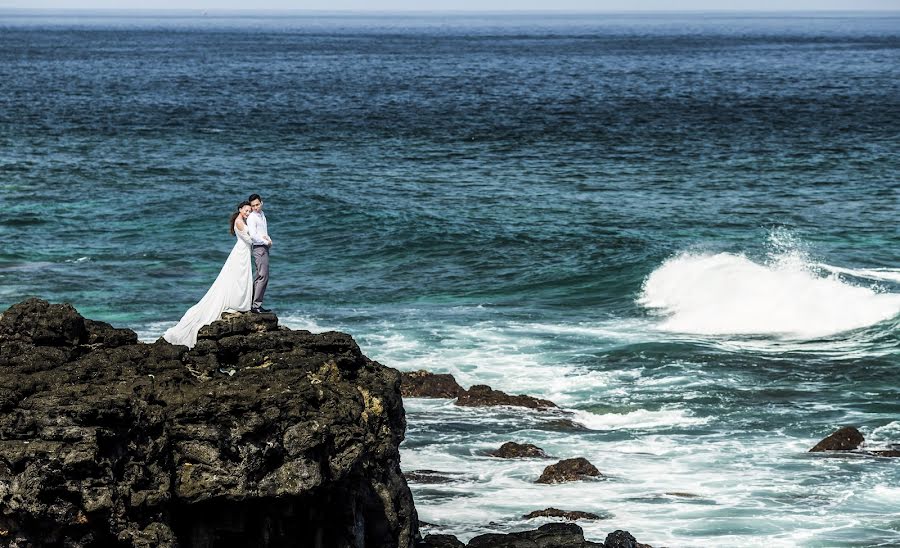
[250,307,262,314]
[257,307,272,313]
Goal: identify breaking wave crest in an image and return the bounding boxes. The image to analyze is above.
[639,244,900,340]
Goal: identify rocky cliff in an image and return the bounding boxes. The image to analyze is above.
[0,299,417,547]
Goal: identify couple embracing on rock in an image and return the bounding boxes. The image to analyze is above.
[163,193,274,348]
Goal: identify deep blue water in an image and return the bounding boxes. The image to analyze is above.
[1,11,899,547]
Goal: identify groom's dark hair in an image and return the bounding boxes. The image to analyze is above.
[248,193,261,203]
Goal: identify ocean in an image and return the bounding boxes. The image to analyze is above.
[1,10,898,547]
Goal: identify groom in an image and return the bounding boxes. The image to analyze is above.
[247,193,273,314]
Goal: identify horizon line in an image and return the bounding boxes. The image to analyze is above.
[2,7,899,13]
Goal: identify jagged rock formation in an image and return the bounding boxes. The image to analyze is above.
[421,523,607,547]
[536,458,602,485]
[422,534,466,547]
[809,426,865,452]
[405,470,466,484]
[456,385,557,411]
[522,508,601,521]
[488,442,550,459]
[419,523,655,548]
[399,370,558,410]
[809,426,899,457]
[400,370,464,398]
[603,530,654,548]
[0,298,417,547]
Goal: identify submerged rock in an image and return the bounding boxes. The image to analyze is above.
[0,299,418,547]
[541,418,590,432]
[536,458,602,484]
[401,370,464,398]
[456,385,558,410]
[809,426,865,452]
[522,508,601,521]
[488,441,550,459]
[465,523,603,547]
[406,470,464,484]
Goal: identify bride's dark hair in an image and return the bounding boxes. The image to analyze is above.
[229,201,252,235]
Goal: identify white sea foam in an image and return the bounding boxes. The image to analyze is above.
[816,264,900,284]
[279,314,337,333]
[868,421,900,446]
[405,406,861,547]
[570,408,709,430]
[137,321,171,343]
[639,252,900,339]
[871,484,900,503]
[517,319,656,344]
[341,320,618,406]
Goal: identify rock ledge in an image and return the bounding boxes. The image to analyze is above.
[0,298,417,547]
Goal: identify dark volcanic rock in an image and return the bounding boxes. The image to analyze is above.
[406,470,462,484]
[84,318,138,348]
[809,426,865,452]
[421,534,466,547]
[541,419,590,432]
[870,450,900,457]
[401,370,464,398]
[195,310,279,340]
[604,530,654,548]
[489,442,549,459]
[0,297,87,346]
[467,523,603,547]
[456,385,557,410]
[522,508,601,521]
[0,299,418,547]
[536,458,602,484]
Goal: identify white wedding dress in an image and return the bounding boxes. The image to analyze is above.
[163,222,254,348]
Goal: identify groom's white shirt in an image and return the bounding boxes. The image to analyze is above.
[247,211,270,246]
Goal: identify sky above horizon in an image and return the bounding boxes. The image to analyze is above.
[1,1,898,10]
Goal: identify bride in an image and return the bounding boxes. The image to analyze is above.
[164,201,254,348]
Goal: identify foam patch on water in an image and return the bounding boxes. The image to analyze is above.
[871,484,900,503]
[137,321,171,343]
[868,421,900,446]
[639,251,900,339]
[817,264,900,284]
[279,314,339,333]
[279,312,597,403]
[517,319,657,344]
[571,408,709,430]
[404,412,869,547]
[343,320,620,406]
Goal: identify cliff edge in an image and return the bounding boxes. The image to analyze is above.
[0,298,417,547]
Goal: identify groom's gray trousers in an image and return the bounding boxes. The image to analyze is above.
[252,245,270,309]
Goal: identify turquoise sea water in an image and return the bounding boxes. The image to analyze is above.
[2,11,899,546]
